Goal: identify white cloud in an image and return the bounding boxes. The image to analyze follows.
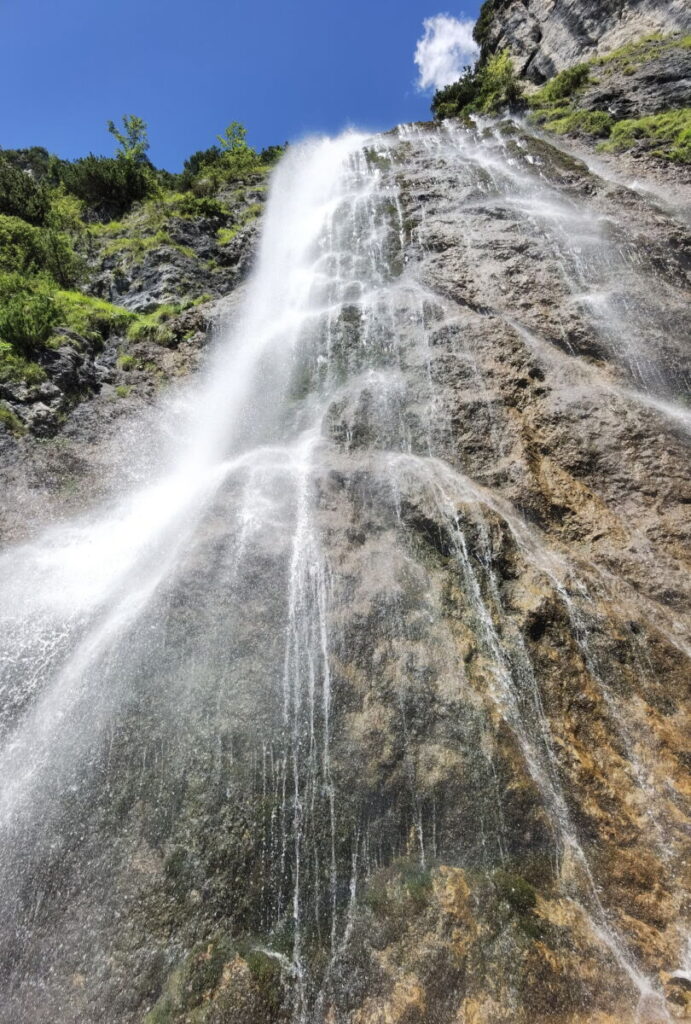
[414,14,479,92]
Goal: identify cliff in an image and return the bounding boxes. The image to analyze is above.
[0,14,690,1024]
[0,120,689,1024]
[477,0,691,83]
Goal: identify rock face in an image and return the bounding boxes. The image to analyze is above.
[0,122,689,1024]
[0,183,262,489]
[579,44,691,119]
[479,0,691,82]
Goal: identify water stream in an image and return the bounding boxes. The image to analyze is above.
[0,123,688,1022]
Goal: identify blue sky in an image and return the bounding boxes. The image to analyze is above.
[0,0,481,171]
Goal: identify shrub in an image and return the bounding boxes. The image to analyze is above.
[0,290,58,355]
[493,870,537,914]
[0,146,64,183]
[531,63,591,106]
[474,0,501,51]
[60,154,153,218]
[127,304,180,345]
[178,145,224,190]
[174,193,227,219]
[0,215,49,274]
[432,49,522,119]
[0,211,83,288]
[259,143,286,165]
[0,157,50,225]
[54,290,135,340]
[0,341,46,384]
[477,50,522,113]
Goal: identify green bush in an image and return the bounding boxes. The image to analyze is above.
[530,63,591,107]
[0,215,49,274]
[0,211,83,288]
[474,0,501,51]
[432,49,522,119]
[0,340,46,384]
[174,193,227,219]
[107,114,150,163]
[259,143,286,165]
[0,146,65,183]
[178,145,224,190]
[0,157,50,225]
[493,870,537,914]
[60,154,153,217]
[0,290,58,355]
[54,290,135,339]
[127,304,180,345]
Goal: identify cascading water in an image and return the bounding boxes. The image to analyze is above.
[0,122,688,1023]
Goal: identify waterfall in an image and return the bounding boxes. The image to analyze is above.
[0,123,688,1023]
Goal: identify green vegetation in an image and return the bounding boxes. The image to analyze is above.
[0,402,26,435]
[216,202,262,245]
[542,109,614,138]
[432,50,522,120]
[0,113,280,412]
[126,297,208,345]
[0,286,57,354]
[59,154,153,219]
[107,114,150,163]
[435,22,690,164]
[593,31,691,70]
[602,108,691,161]
[528,33,691,162]
[0,156,50,225]
[144,934,286,1023]
[473,0,502,53]
[0,341,46,385]
[493,869,537,914]
[532,63,591,106]
[55,290,135,340]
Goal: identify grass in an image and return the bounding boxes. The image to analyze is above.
[594,32,691,68]
[0,402,26,435]
[216,226,239,246]
[528,32,691,162]
[125,296,208,345]
[530,63,591,107]
[216,202,262,246]
[0,341,46,385]
[544,110,614,138]
[54,290,135,340]
[600,108,691,161]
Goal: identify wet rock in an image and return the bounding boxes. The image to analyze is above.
[0,123,689,1024]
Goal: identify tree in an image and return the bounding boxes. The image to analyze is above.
[214,122,260,181]
[216,121,250,155]
[107,115,150,163]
